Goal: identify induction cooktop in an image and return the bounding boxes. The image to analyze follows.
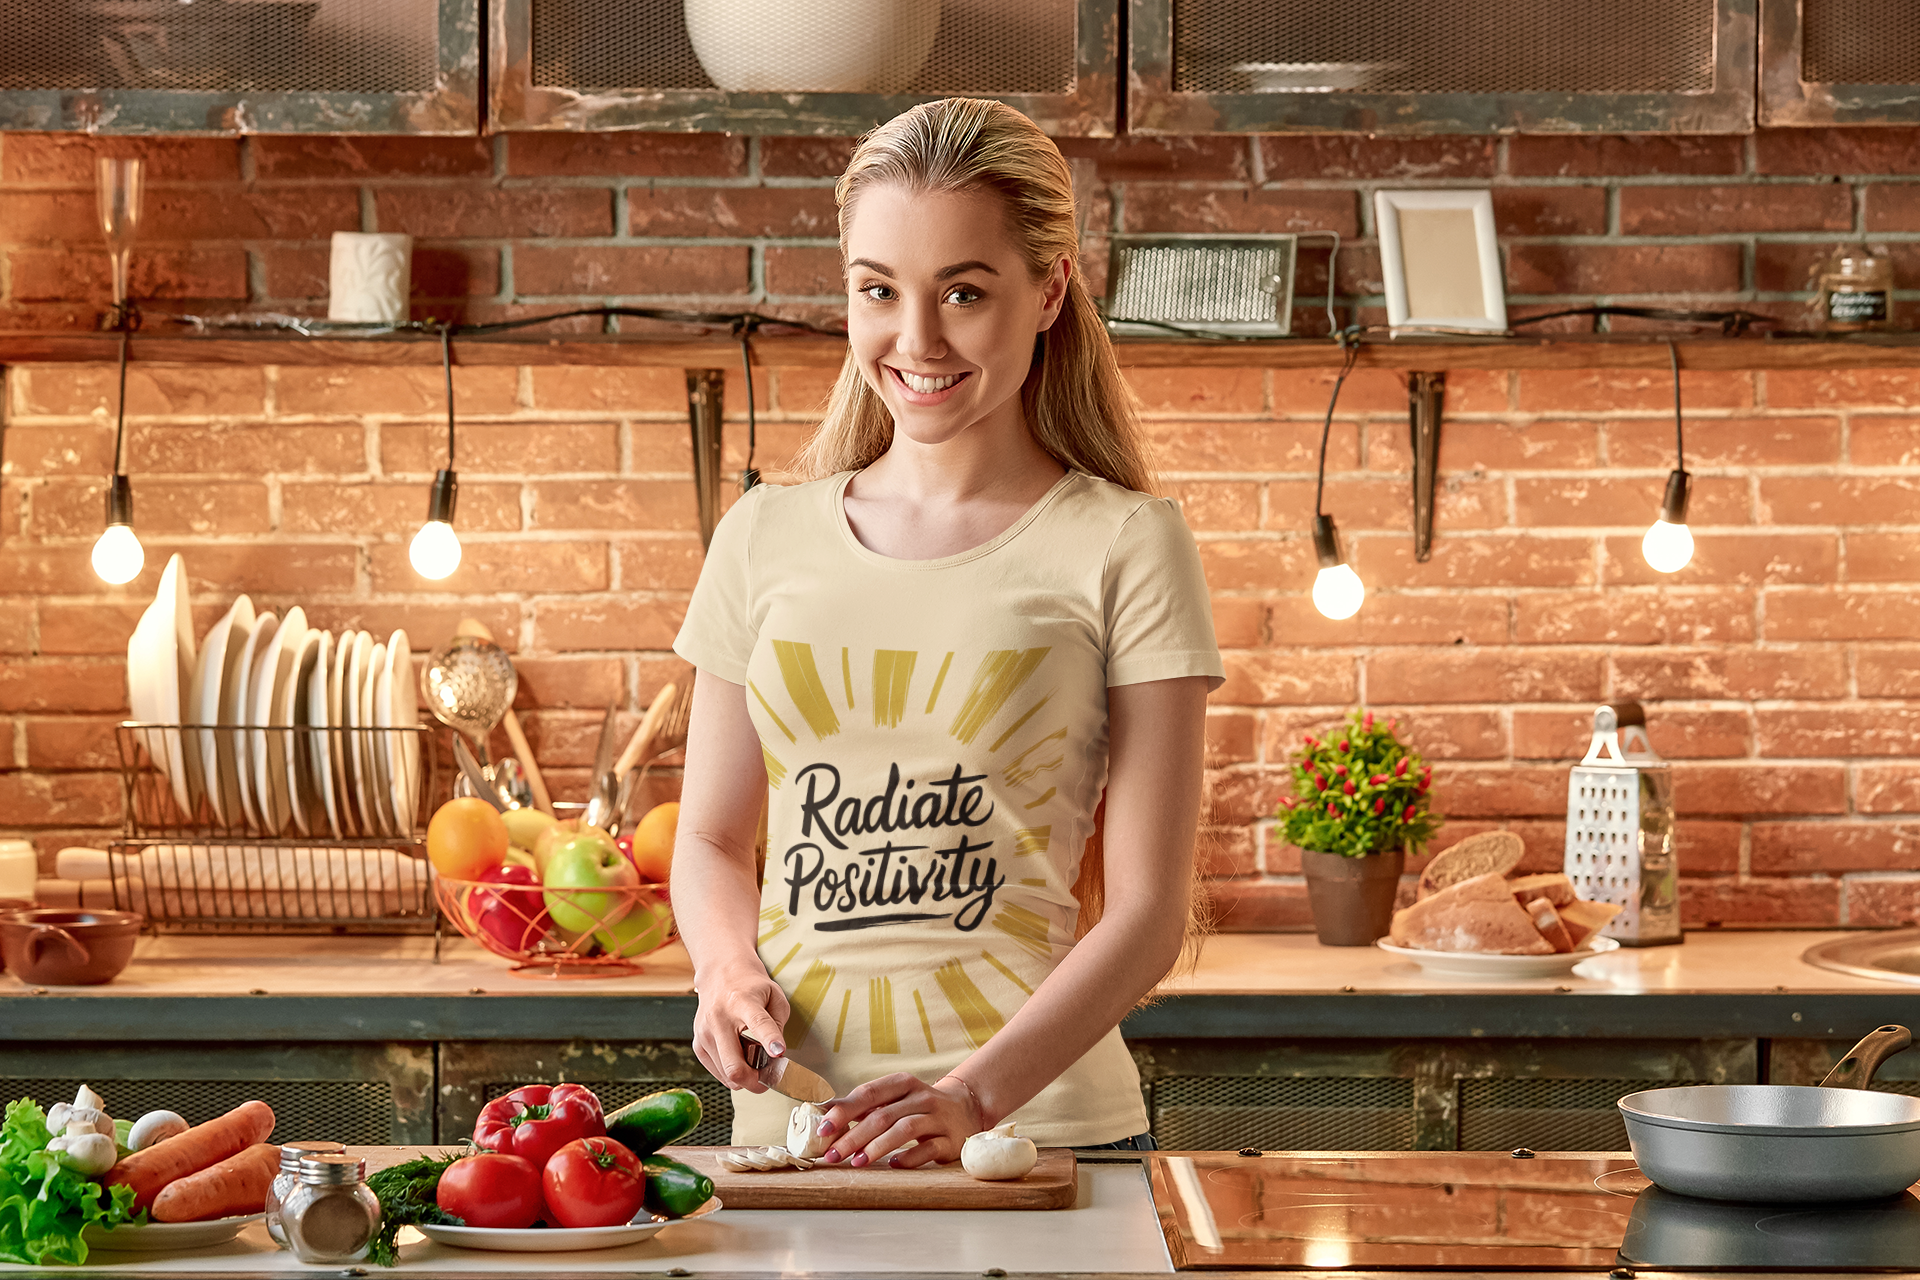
[1144,1151,1920,1271]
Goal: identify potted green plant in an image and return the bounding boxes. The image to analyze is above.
[1279,710,1440,946]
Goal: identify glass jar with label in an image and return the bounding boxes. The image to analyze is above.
[280,1154,380,1264]
[1815,244,1894,332]
[265,1141,346,1247]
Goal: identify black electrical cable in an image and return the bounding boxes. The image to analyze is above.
[1509,304,1778,337]
[1668,339,1684,473]
[1314,334,1361,516]
[440,324,456,470]
[738,324,759,490]
[112,327,130,480]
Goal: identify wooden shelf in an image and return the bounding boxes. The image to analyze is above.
[3,331,1920,371]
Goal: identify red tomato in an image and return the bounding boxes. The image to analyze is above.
[435,1153,543,1230]
[541,1137,645,1229]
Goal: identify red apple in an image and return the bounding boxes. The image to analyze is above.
[470,864,551,954]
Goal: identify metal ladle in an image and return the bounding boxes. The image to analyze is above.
[421,637,518,803]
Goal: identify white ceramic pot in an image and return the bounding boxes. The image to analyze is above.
[685,0,941,94]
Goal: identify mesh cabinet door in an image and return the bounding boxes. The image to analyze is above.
[1129,0,1756,134]
[1761,0,1920,124]
[0,0,478,134]
[491,0,1117,136]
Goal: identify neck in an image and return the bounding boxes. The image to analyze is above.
[866,398,1065,503]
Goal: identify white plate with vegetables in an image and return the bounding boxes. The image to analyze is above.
[82,1212,264,1252]
[417,1197,721,1253]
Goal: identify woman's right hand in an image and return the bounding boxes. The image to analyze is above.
[692,964,793,1091]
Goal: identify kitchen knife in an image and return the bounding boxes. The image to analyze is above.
[741,1034,837,1104]
[452,736,507,813]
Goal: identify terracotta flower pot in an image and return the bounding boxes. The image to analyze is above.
[1299,848,1406,946]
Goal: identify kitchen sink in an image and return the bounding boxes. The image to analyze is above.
[1803,930,1920,985]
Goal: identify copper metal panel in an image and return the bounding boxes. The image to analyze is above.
[1762,0,1920,125]
[1131,0,1757,134]
[1147,1150,1646,1270]
[493,0,1117,136]
[0,0,478,133]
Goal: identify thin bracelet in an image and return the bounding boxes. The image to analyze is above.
[941,1073,986,1129]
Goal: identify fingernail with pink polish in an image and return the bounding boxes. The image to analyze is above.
[850,1152,869,1168]
[821,1149,841,1163]
[817,1118,835,1136]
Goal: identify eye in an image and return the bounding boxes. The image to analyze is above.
[858,283,895,302]
[945,285,982,305]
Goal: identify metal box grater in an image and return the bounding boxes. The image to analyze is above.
[1105,236,1296,335]
[1563,703,1682,946]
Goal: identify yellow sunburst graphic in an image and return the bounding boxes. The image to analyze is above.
[993,902,1055,960]
[757,904,790,946]
[762,746,788,789]
[950,648,1049,745]
[868,976,900,1054]
[871,650,917,728]
[934,958,1006,1049]
[1013,827,1051,858]
[772,640,841,739]
[1004,727,1067,788]
[783,958,837,1052]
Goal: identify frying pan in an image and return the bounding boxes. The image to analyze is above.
[1620,1025,1920,1203]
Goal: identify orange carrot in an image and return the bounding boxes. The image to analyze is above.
[151,1143,281,1223]
[105,1100,276,1211]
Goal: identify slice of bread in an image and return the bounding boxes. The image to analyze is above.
[1508,872,1575,906]
[1558,898,1624,947]
[1524,897,1574,953]
[1390,872,1555,955]
[1417,832,1526,900]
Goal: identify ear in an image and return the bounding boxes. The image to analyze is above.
[1035,256,1071,333]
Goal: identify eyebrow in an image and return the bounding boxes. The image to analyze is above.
[848,258,1001,280]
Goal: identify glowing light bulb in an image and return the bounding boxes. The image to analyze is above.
[1642,519,1694,573]
[91,522,144,584]
[409,520,461,579]
[1312,563,1366,620]
[1642,469,1694,573]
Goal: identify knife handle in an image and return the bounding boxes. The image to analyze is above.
[739,1033,771,1070]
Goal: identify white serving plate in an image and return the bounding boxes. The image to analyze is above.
[363,641,395,836]
[306,629,340,838]
[1375,935,1620,979]
[248,605,306,836]
[343,631,380,837]
[82,1212,264,1252]
[418,1198,721,1253]
[227,610,277,834]
[282,628,323,836]
[328,630,356,836]
[379,629,419,833]
[134,554,200,819]
[192,595,254,829]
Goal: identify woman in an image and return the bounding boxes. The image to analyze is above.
[671,97,1222,1167]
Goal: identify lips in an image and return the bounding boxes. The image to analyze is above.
[886,365,969,404]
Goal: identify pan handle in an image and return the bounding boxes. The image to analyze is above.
[1819,1024,1913,1089]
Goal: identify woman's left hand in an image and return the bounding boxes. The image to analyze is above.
[817,1073,983,1168]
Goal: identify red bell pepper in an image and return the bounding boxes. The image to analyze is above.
[473,1084,606,1170]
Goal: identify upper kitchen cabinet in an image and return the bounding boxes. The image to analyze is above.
[0,0,479,134]
[489,0,1117,136]
[1761,0,1920,124]
[1127,0,1757,134]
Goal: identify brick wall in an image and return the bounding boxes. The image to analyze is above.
[2,127,1920,928]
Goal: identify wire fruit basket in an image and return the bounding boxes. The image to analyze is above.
[433,876,674,979]
[111,723,436,935]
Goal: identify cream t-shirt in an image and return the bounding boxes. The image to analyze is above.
[673,468,1223,1146]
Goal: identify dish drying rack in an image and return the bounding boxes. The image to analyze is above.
[111,723,441,940]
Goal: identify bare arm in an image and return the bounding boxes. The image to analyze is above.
[819,674,1209,1166]
[673,668,792,1092]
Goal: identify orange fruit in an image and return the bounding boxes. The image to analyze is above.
[629,802,679,883]
[427,797,511,880]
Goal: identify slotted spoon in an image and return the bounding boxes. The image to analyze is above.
[420,636,518,768]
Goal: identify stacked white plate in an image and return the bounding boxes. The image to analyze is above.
[129,558,423,838]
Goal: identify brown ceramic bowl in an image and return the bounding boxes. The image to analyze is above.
[0,909,143,985]
[0,900,30,975]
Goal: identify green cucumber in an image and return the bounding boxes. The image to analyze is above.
[605,1088,702,1157]
[642,1154,714,1219]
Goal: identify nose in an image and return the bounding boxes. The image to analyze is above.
[895,294,947,364]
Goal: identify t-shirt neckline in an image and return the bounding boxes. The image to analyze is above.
[831,468,1081,570]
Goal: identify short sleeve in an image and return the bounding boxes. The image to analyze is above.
[673,487,763,685]
[1102,496,1225,690]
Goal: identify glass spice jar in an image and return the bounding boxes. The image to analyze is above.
[280,1154,380,1265]
[1815,243,1894,332]
[265,1141,346,1247]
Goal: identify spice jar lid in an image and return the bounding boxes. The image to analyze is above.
[297,1154,367,1186]
[280,1141,347,1172]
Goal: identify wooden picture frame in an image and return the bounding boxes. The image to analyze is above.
[1374,190,1507,335]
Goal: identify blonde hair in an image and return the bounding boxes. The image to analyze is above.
[793,97,1210,981]
[790,97,1156,496]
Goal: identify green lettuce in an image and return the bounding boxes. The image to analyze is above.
[0,1098,142,1266]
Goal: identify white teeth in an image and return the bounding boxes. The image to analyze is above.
[899,370,958,394]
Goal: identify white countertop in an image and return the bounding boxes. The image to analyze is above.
[2,929,1911,999]
[31,1164,1170,1276]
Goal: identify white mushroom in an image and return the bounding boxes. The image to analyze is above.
[960,1122,1037,1181]
[785,1102,830,1159]
[45,1105,112,1138]
[126,1110,189,1152]
[48,1128,117,1176]
[73,1085,106,1113]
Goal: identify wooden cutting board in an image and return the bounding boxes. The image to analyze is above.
[663,1145,1078,1210]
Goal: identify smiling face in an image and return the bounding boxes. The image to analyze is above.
[843,183,1069,448]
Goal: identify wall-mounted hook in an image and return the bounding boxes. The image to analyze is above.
[1409,372,1445,562]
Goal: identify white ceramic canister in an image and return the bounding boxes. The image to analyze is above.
[0,840,37,902]
[684,0,940,94]
[328,233,413,325]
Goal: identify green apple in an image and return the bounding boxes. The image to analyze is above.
[592,898,674,959]
[542,834,638,934]
[533,818,616,876]
[502,808,558,855]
